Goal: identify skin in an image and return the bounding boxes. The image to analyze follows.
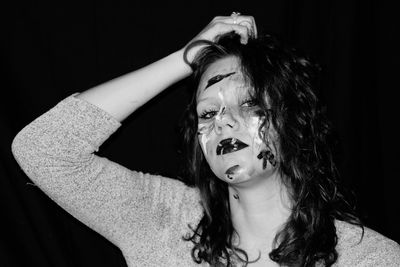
[197,56,291,266]
[196,56,274,185]
[75,13,287,266]
[76,15,256,122]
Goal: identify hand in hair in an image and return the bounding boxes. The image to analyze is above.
[184,14,257,64]
[75,14,257,122]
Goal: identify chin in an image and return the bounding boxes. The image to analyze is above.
[212,162,254,183]
[212,159,278,185]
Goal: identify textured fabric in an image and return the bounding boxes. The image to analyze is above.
[12,94,400,266]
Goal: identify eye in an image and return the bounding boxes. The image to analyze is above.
[199,109,218,120]
[241,98,257,107]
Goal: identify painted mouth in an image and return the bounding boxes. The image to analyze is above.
[216,138,249,155]
[225,165,240,179]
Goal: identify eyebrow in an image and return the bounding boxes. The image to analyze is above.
[204,72,236,90]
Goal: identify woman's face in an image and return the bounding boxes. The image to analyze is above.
[196,56,276,184]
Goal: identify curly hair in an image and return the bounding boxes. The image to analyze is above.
[181,32,362,266]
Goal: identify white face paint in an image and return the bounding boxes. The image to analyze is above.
[198,123,211,156]
[248,115,264,148]
[215,89,226,122]
[197,89,227,156]
[196,56,277,184]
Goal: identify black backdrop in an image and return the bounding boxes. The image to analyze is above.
[1,1,399,266]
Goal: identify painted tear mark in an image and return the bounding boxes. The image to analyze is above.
[198,123,213,156]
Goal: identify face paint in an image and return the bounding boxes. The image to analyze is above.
[215,89,226,122]
[198,82,263,161]
[225,164,245,181]
[247,116,264,148]
[205,72,236,89]
[247,115,277,169]
[257,149,277,169]
[198,88,228,156]
[198,123,212,156]
[195,57,279,184]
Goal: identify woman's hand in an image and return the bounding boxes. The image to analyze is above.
[184,13,257,64]
[75,13,257,122]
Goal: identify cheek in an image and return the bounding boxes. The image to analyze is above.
[246,116,264,150]
[199,133,211,156]
[198,122,214,156]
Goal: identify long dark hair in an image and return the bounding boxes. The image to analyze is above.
[181,32,362,266]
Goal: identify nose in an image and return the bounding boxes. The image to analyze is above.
[214,108,239,134]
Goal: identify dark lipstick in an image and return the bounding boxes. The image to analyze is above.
[216,138,249,155]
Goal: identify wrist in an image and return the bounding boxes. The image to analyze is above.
[171,49,193,77]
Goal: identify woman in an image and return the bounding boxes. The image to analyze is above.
[12,14,400,266]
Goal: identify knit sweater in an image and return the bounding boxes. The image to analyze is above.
[12,94,400,266]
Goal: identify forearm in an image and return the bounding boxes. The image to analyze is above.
[77,49,192,122]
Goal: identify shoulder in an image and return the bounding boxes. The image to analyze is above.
[335,220,400,266]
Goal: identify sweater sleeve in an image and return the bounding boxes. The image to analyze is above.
[335,220,400,267]
[356,238,400,267]
[11,94,202,250]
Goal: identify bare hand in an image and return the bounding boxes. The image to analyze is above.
[184,13,257,64]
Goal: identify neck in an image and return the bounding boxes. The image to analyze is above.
[228,172,291,253]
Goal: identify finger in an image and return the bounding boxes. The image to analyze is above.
[216,22,250,44]
[248,16,258,37]
[220,15,257,38]
[212,16,226,22]
[213,14,249,25]
[235,16,257,38]
[241,16,257,38]
[238,21,254,38]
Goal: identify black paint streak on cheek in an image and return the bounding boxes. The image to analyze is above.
[257,150,277,169]
[257,151,268,169]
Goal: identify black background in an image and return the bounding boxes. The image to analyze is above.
[1,1,399,266]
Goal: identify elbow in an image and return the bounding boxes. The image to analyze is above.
[11,126,37,175]
[12,128,27,163]
[11,122,55,180]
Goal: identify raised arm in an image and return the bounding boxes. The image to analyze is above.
[11,15,257,264]
[77,15,257,121]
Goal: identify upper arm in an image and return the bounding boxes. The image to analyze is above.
[355,239,400,267]
[335,222,400,267]
[11,95,201,248]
